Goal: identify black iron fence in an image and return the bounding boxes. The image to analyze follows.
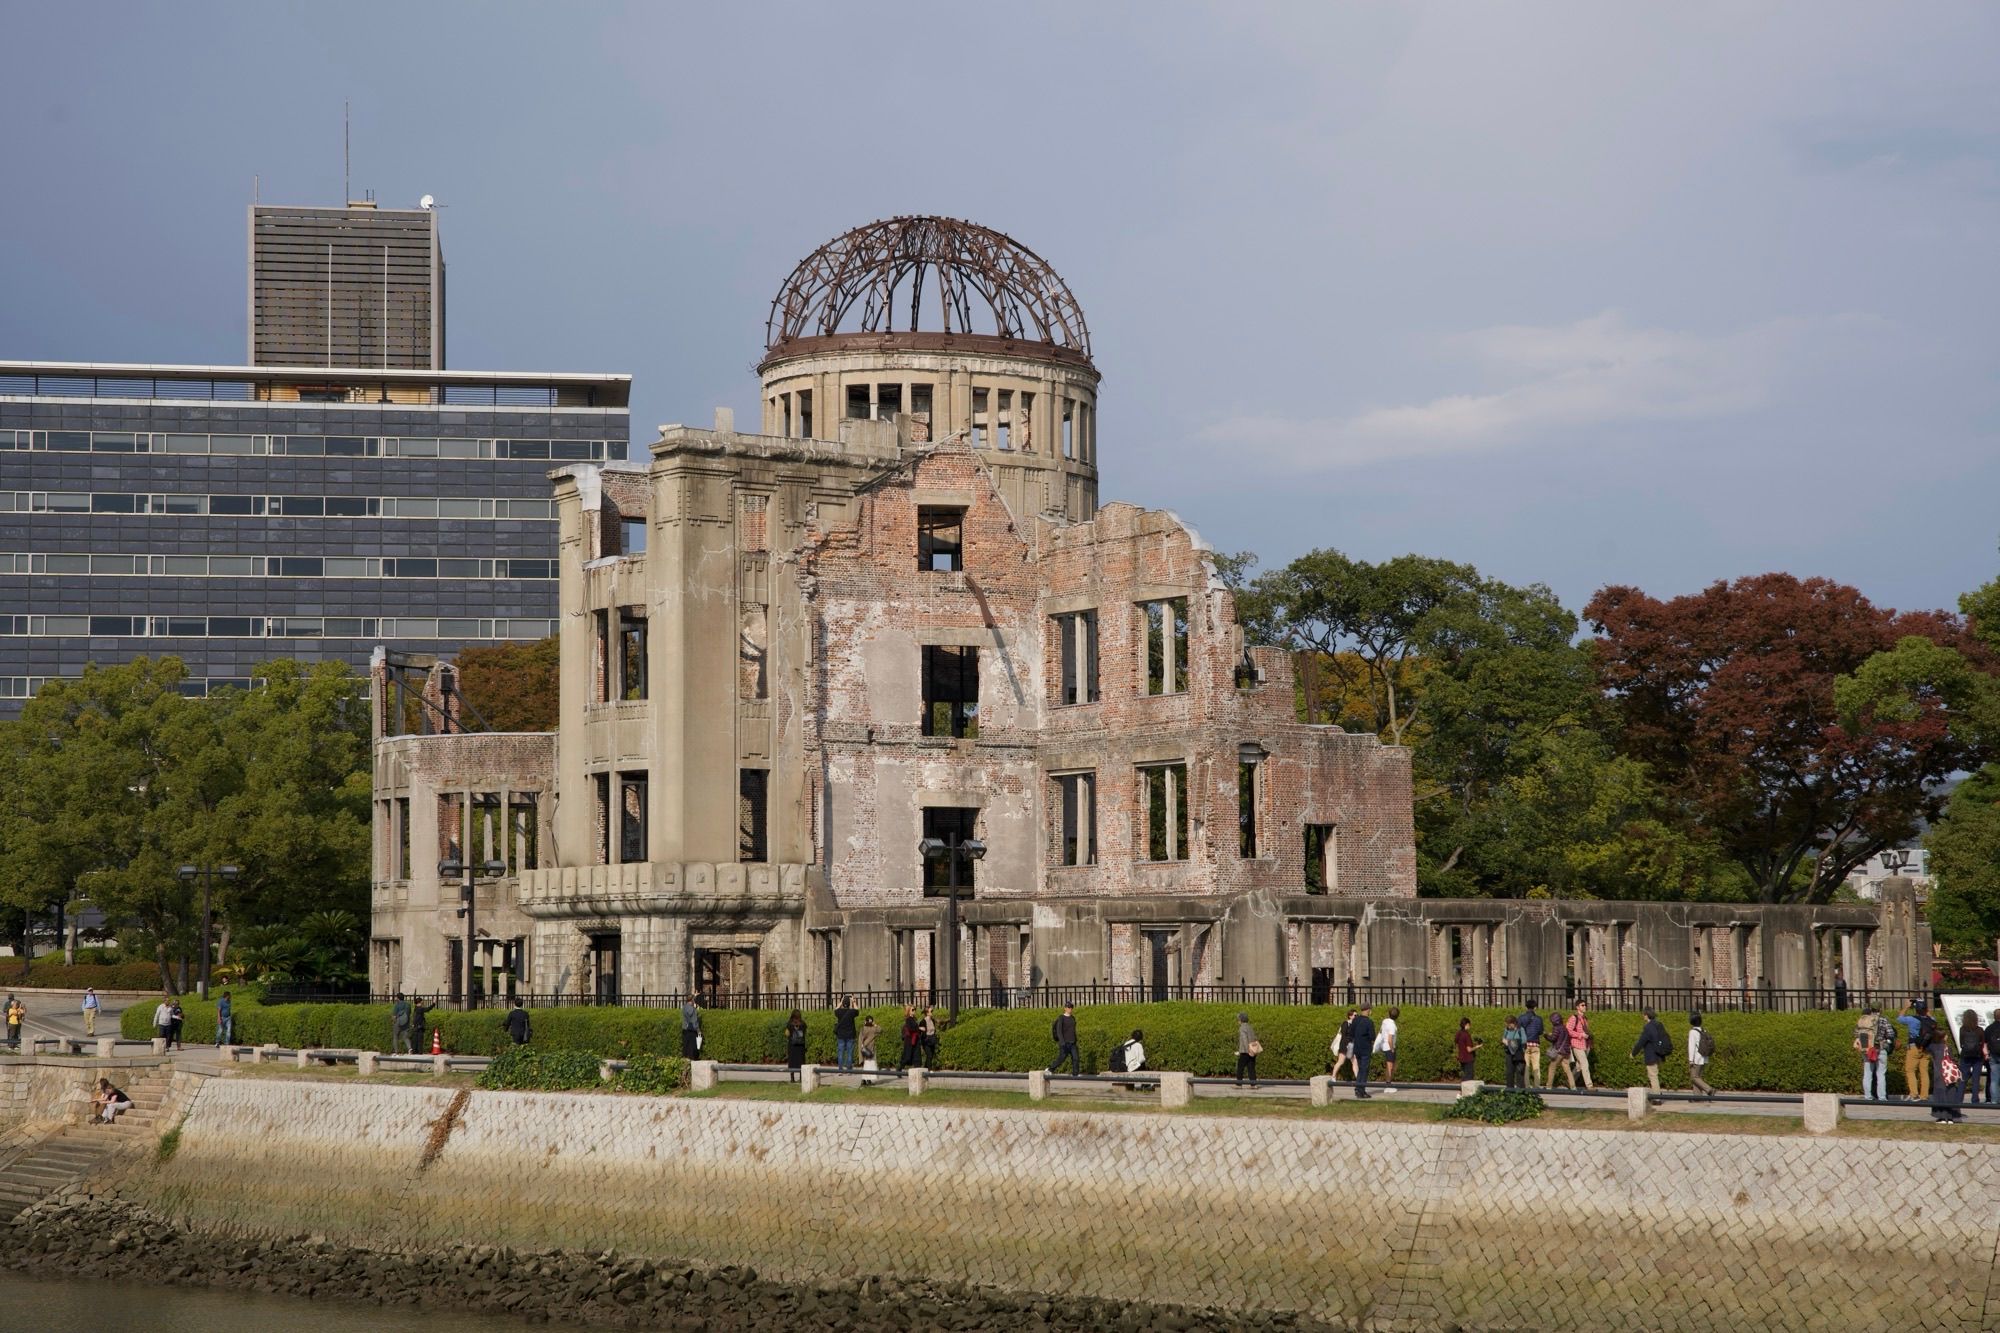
[251,980,1982,1015]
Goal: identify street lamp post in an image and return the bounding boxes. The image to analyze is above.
[919,831,986,1024]
[439,855,507,1010]
[176,864,240,1001]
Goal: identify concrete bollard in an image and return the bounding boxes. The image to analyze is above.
[1028,1070,1049,1101]
[1802,1092,1842,1135]
[689,1060,718,1091]
[432,1054,450,1076]
[151,1038,169,1055]
[357,1052,379,1075]
[801,1065,820,1095]
[95,1039,117,1060]
[599,1059,617,1083]
[1159,1071,1192,1109]
[1626,1087,1651,1122]
[1309,1075,1331,1107]
[907,1067,927,1097]
[1461,1080,1484,1098]
[295,1049,314,1068]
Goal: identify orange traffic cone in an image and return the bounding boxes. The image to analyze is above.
[431,1027,442,1055]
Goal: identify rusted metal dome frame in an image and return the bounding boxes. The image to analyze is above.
[764,216,1092,362]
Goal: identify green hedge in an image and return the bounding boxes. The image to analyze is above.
[6,960,168,990]
[124,997,1908,1095]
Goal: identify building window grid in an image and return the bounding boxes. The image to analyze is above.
[0,613,556,641]
[0,552,557,580]
[0,429,614,461]
[0,491,556,520]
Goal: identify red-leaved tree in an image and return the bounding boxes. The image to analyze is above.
[1585,574,1980,903]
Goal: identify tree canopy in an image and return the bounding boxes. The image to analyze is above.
[454,635,560,732]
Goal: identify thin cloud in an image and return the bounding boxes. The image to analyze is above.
[1205,311,1855,470]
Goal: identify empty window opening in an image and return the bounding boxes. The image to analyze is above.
[594,609,612,702]
[1055,772,1097,867]
[1304,824,1336,893]
[1062,401,1075,459]
[1238,748,1264,858]
[1054,609,1099,705]
[922,806,978,894]
[394,796,411,878]
[779,396,791,437]
[876,383,902,420]
[996,389,1013,451]
[910,383,933,420]
[739,768,769,862]
[618,610,647,701]
[797,389,813,438]
[1142,597,1190,695]
[507,794,539,876]
[618,772,648,863]
[1019,392,1034,451]
[471,791,503,866]
[921,644,979,738]
[590,932,621,1005]
[620,516,647,555]
[593,773,612,865]
[970,388,988,447]
[846,384,872,420]
[739,603,768,700]
[918,506,965,572]
[1139,762,1189,862]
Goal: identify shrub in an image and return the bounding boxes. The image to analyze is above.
[1444,1089,1545,1124]
[13,960,168,990]
[614,1054,691,1094]
[477,1048,604,1091]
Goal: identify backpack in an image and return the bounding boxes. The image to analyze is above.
[1108,1041,1130,1074]
[1875,1017,1895,1054]
[1052,1019,1063,1043]
[1698,1028,1715,1059]
[1917,1015,1936,1049]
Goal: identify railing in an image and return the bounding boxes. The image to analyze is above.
[269,981,1985,1015]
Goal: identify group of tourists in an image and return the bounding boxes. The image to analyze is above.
[389,992,436,1054]
[1853,999,1997,1123]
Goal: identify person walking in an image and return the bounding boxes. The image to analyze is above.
[832,996,860,1074]
[1046,1003,1080,1076]
[1687,1013,1715,1097]
[1109,1028,1146,1085]
[858,1015,881,1085]
[411,996,431,1054]
[1899,1001,1932,1101]
[1632,1008,1671,1094]
[1516,1002,1545,1087]
[1855,1004,1891,1102]
[1545,1010,1577,1089]
[899,1005,924,1069]
[1832,967,1850,1012]
[680,997,702,1060]
[215,990,234,1046]
[1235,1011,1262,1089]
[4,994,24,1050]
[1376,1006,1400,1089]
[784,1009,808,1082]
[1500,1016,1526,1090]
[391,992,412,1054]
[1348,1005,1377,1099]
[81,988,99,1038]
[1565,1002,1595,1091]
[1957,1009,1987,1104]
[167,999,185,1051]
[151,995,174,1047]
[1454,1016,1482,1081]
[1329,1008,1356,1081]
[504,999,532,1046]
[1930,1025,1965,1124]
[1985,1009,2000,1106]
[920,1005,940,1068]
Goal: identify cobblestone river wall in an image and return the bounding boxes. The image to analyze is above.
[93,1078,2000,1331]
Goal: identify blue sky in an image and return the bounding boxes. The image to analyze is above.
[4,2,1995,616]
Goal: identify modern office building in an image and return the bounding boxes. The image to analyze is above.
[0,361,628,715]
[250,203,445,369]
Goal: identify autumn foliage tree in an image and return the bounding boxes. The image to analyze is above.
[453,635,560,732]
[1586,574,1982,904]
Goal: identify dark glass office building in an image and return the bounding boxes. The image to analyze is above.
[0,360,630,716]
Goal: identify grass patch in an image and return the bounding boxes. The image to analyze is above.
[222,1064,481,1090]
[154,1117,184,1164]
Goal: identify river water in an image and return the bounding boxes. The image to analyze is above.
[0,1271,576,1331]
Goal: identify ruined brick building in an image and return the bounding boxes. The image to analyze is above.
[371,217,1927,1007]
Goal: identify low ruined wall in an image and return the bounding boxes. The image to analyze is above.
[108,1078,2000,1332]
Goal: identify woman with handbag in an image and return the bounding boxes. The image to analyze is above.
[1235,1012,1261,1090]
[1931,1030,1966,1123]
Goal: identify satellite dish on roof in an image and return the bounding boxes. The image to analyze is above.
[419,194,436,210]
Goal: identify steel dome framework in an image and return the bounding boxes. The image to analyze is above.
[764,216,1091,360]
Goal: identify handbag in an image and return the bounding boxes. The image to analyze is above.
[1247,1040,1263,1057]
[1941,1055,1962,1086]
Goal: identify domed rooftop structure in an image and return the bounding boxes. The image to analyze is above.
[762,216,1093,368]
[758,215,1102,523]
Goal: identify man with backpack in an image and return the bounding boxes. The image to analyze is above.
[1631,1008,1672,1094]
[1854,1003,1892,1102]
[1688,1013,1715,1097]
[1107,1028,1145,1087]
[1515,1003,1545,1087]
[1900,1001,1931,1101]
[1046,1003,1080,1076]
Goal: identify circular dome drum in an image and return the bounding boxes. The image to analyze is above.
[763,216,1093,367]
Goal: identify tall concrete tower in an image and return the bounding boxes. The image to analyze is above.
[249,202,445,369]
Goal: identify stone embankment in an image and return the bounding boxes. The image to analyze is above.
[5,1198,1326,1332]
[8,1071,2000,1331]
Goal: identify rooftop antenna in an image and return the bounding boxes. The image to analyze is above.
[343,100,350,204]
